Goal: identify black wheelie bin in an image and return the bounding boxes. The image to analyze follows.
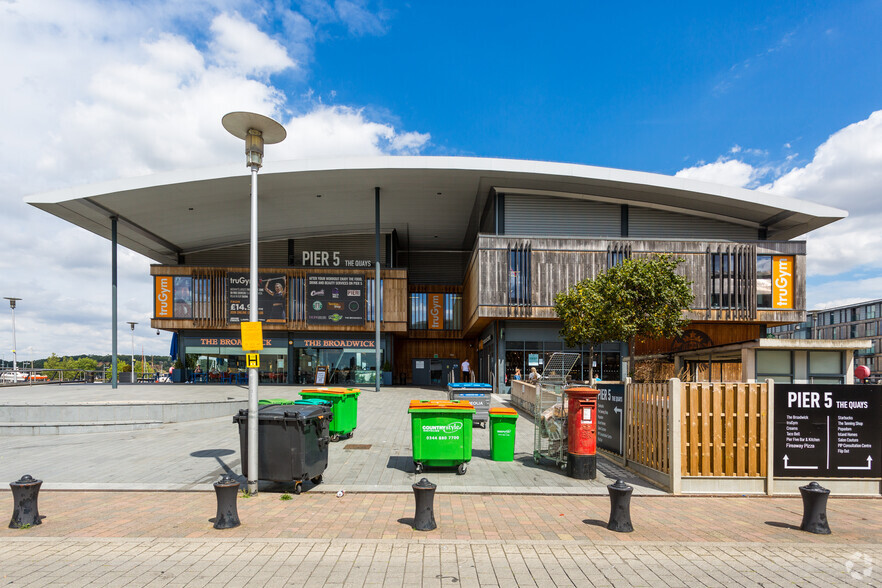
[233,403,332,494]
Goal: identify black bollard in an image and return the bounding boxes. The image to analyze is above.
[412,478,437,531]
[9,475,42,529]
[606,479,634,532]
[213,474,241,529]
[799,481,831,535]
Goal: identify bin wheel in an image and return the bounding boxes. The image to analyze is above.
[347,430,354,439]
[481,421,486,429]
[560,462,567,471]
[310,475,323,485]
[457,463,468,475]
[533,451,541,464]
[414,462,423,474]
[293,482,302,495]
[330,434,340,442]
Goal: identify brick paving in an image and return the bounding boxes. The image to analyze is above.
[0,490,880,586]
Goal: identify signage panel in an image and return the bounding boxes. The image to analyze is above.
[226,273,287,323]
[596,384,625,455]
[240,322,264,351]
[774,384,881,478]
[154,276,173,318]
[306,275,365,326]
[428,293,444,330]
[772,256,794,309]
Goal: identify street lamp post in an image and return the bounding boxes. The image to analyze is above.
[222,111,286,496]
[4,297,22,374]
[127,322,137,384]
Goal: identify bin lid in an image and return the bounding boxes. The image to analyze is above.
[408,400,475,412]
[294,399,333,406]
[233,404,332,423]
[489,407,518,416]
[301,387,361,396]
[447,383,492,389]
[259,398,297,405]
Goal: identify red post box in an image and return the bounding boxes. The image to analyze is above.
[565,387,599,479]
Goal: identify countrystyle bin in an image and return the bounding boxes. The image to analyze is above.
[488,407,518,461]
[299,387,361,441]
[233,404,331,494]
[409,400,475,475]
[446,383,492,428]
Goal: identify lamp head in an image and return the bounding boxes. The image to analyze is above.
[222,112,286,169]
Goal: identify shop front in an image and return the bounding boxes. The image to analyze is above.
[290,335,389,386]
[182,333,289,383]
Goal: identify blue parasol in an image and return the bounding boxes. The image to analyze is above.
[169,332,178,358]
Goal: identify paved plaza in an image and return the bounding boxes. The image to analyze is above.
[0,383,880,586]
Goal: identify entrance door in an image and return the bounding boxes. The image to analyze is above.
[412,358,430,386]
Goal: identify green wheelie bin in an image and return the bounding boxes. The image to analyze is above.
[259,398,297,405]
[299,388,361,441]
[488,407,518,461]
[408,400,475,475]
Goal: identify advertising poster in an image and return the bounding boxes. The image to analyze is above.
[306,275,365,326]
[226,273,288,323]
[774,384,881,478]
[428,293,444,330]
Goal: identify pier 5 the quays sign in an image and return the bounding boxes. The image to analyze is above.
[774,384,881,478]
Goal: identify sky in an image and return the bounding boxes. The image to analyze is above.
[1,0,882,359]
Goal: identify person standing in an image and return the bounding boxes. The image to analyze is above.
[461,358,471,382]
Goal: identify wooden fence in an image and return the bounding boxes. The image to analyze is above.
[680,382,767,477]
[626,382,671,475]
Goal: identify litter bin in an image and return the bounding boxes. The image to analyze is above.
[299,388,361,441]
[488,407,518,461]
[409,400,475,475]
[294,399,333,407]
[446,383,492,428]
[232,404,331,494]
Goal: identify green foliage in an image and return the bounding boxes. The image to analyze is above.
[43,354,100,380]
[280,493,293,501]
[554,254,694,378]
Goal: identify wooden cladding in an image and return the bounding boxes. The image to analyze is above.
[150,265,407,332]
[706,244,757,320]
[681,382,767,477]
[627,383,672,475]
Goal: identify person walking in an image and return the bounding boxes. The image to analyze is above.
[461,358,471,382]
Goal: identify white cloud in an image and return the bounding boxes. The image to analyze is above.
[676,109,882,309]
[0,0,426,358]
[675,158,756,188]
[209,12,297,76]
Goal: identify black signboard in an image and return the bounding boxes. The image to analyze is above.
[596,384,625,455]
[226,273,288,323]
[774,384,881,478]
[306,275,365,326]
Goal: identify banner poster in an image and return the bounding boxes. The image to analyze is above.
[774,384,881,478]
[428,293,444,330]
[306,275,366,326]
[226,272,288,323]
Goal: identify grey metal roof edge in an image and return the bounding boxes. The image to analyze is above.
[24,155,848,222]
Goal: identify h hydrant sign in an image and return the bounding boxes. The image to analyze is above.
[773,384,881,478]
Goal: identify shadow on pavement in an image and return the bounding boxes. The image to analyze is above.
[765,521,801,530]
[582,518,608,528]
[190,448,242,483]
[386,455,415,473]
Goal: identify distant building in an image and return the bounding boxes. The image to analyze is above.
[768,299,881,382]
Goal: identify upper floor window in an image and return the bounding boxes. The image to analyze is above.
[508,243,532,305]
[408,292,462,331]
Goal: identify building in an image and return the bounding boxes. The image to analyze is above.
[27,156,848,388]
[769,299,882,382]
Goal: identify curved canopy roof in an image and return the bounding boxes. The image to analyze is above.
[26,156,847,265]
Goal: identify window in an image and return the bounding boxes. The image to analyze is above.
[366,278,383,322]
[756,255,772,309]
[809,351,843,384]
[174,277,193,318]
[607,244,631,268]
[443,293,462,330]
[508,243,532,305]
[409,293,427,330]
[868,304,879,319]
[756,350,792,383]
[867,322,877,337]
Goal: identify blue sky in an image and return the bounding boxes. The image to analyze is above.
[1,0,881,356]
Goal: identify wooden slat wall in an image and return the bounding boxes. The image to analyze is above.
[680,382,767,477]
[396,338,475,384]
[464,235,808,335]
[150,265,408,333]
[626,382,671,474]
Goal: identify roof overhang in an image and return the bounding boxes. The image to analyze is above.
[672,338,874,362]
[26,156,848,264]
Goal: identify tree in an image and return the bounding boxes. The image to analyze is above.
[554,254,694,379]
[554,278,616,382]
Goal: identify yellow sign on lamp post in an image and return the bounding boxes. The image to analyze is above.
[240,321,264,351]
[246,353,260,369]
